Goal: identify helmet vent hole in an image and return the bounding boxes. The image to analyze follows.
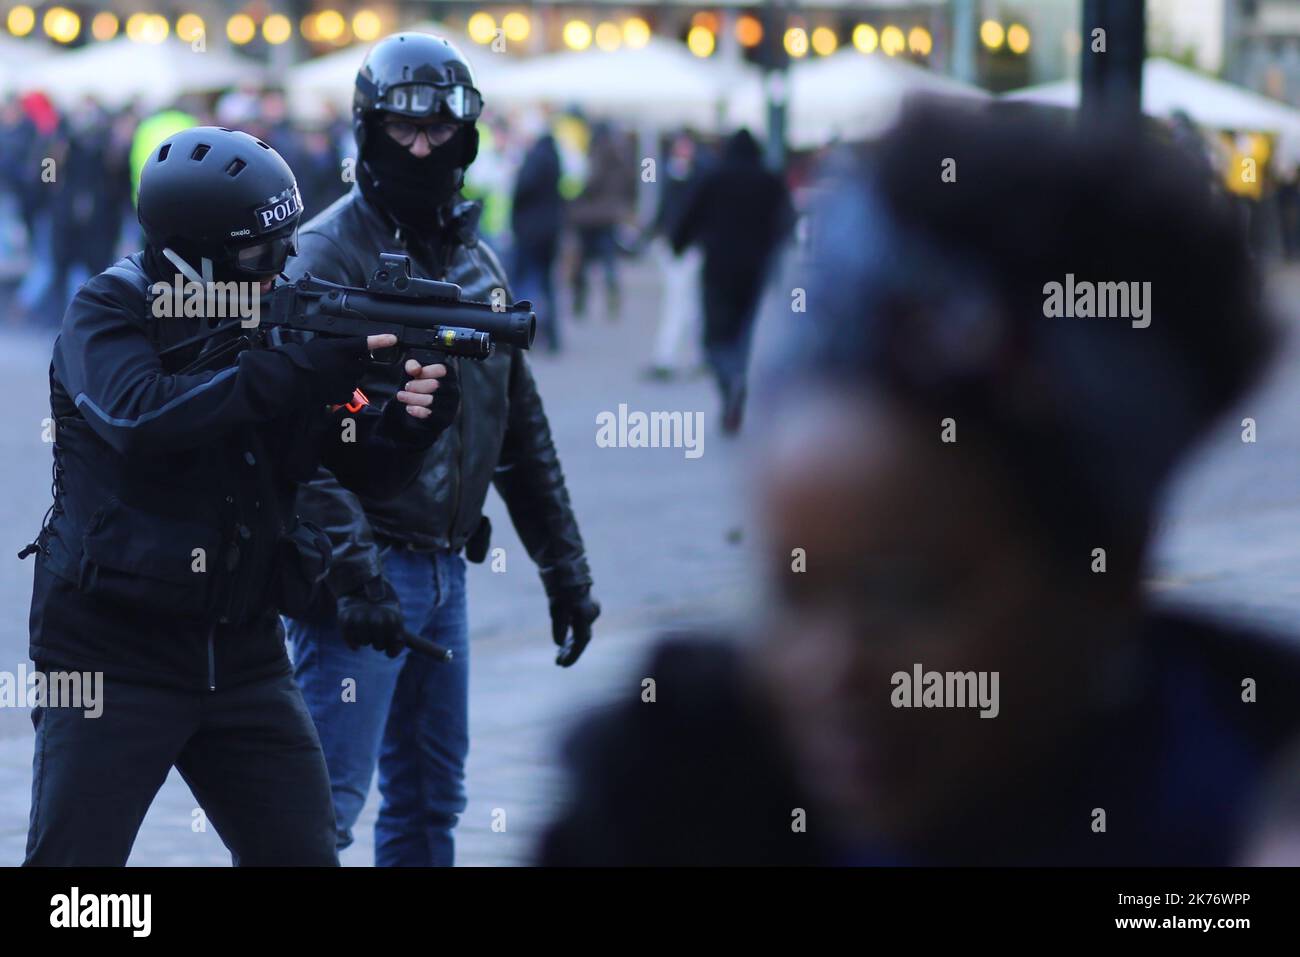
[256,140,270,149]
[157,143,170,161]
[225,158,246,177]
[190,144,211,161]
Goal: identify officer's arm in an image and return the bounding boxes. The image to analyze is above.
[318,399,439,502]
[286,229,393,598]
[493,349,592,594]
[54,272,354,456]
[293,465,387,599]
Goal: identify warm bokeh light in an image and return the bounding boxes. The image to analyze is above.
[623,17,650,49]
[595,21,620,52]
[783,26,808,58]
[908,26,933,56]
[263,13,291,45]
[7,6,35,38]
[144,14,169,43]
[175,13,204,44]
[980,19,1005,50]
[466,12,496,45]
[125,12,148,43]
[1007,23,1031,55]
[811,26,837,56]
[502,11,530,43]
[852,23,878,54]
[227,14,255,45]
[687,24,715,58]
[43,6,80,44]
[352,10,382,42]
[691,12,719,34]
[880,25,905,56]
[91,11,118,41]
[736,14,762,48]
[562,20,592,51]
[315,9,346,43]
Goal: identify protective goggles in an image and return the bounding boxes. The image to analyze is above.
[382,82,483,122]
[231,226,298,276]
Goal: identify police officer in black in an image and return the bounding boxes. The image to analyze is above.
[283,33,599,866]
[22,127,458,866]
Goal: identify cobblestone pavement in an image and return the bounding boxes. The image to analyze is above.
[0,260,1297,865]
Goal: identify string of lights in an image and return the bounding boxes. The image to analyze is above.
[3,5,1032,61]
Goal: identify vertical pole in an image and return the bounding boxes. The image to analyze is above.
[763,0,789,169]
[950,0,977,84]
[1080,0,1145,125]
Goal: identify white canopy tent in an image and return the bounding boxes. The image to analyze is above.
[0,37,53,97]
[1004,58,1300,168]
[18,38,263,110]
[730,49,990,148]
[480,38,757,130]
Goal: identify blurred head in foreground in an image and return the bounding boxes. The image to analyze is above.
[749,99,1284,859]
[541,100,1300,866]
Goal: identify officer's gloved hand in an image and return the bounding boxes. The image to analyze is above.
[390,357,460,438]
[336,577,405,657]
[300,335,371,405]
[549,584,600,668]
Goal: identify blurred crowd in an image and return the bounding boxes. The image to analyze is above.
[0,87,353,326]
[4,85,1298,445]
[0,87,809,435]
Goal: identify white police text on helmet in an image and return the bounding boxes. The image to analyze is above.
[254,188,301,234]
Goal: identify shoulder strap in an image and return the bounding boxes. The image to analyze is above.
[101,256,151,295]
[101,255,165,349]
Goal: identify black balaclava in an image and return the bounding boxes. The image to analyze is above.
[360,121,468,235]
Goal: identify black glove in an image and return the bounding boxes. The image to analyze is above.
[549,584,600,668]
[408,356,465,434]
[300,335,370,406]
[336,576,405,657]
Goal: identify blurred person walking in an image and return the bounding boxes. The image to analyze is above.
[510,116,564,352]
[541,102,1300,866]
[11,92,61,324]
[567,121,633,321]
[671,129,791,434]
[44,99,130,318]
[644,131,704,381]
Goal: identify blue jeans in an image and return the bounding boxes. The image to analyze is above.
[513,244,559,352]
[285,547,470,866]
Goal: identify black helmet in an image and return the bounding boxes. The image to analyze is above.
[137,126,301,280]
[353,31,482,168]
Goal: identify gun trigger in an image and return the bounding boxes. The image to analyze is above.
[330,389,370,414]
[345,389,369,414]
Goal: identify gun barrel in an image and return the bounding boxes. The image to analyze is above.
[334,290,535,349]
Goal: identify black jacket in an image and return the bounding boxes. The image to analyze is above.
[541,613,1300,866]
[511,134,563,258]
[670,130,792,296]
[286,185,590,601]
[27,251,438,691]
